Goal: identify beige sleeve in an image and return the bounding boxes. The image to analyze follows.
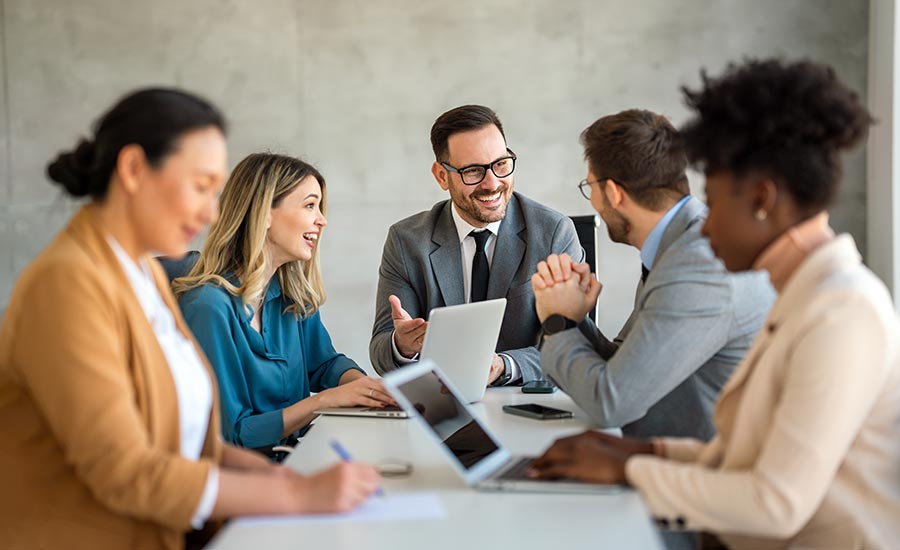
[624,291,893,538]
[654,436,711,463]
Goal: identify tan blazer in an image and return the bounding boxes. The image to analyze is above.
[0,206,224,550]
[627,235,900,549]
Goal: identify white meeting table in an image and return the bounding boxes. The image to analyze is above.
[207,387,664,550]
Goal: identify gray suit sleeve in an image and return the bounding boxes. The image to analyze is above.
[541,275,734,428]
[560,216,587,265]
[369,228,422,376]
[500,215,585,384]
[577,317,619,360]
[502,347,540,383]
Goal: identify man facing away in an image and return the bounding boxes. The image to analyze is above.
[370,105,583,386]
[533,109,774,441]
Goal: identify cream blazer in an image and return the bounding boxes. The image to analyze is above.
[627,235,900,549]
[0,206,223,550]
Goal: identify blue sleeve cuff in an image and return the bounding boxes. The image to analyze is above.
[313,355,364,392]
[231,408,285,449]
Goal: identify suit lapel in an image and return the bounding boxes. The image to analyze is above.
[720,325,774,399]
[717,236,855,404]
[149,259,223,461]
[67,206,179,445]
[487,194,525,299]
[653,197,706,267]
[635,198,702,306]
[71,206,223,460]
[430,202,465,306]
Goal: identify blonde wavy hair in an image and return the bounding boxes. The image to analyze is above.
[173,152,327,317]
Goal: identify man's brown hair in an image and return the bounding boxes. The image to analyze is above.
[581,109,689,210]
[431,105,505,162]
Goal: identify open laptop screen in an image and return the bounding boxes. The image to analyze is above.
[396,368,500,469]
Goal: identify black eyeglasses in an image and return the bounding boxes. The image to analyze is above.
[440,149,517,185]
[578,177,610,200]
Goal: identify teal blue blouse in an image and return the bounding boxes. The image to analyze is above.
[179,276,362,448]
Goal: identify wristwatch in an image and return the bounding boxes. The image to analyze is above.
[491,355,513,386]
[541,314,577,337]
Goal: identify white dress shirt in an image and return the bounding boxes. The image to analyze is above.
[391,203,519,383]
[450,203,501,303]
[108,238,218,530]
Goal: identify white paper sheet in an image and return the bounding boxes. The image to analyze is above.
[233,492,446,527]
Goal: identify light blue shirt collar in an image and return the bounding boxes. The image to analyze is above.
[640,195,691,270]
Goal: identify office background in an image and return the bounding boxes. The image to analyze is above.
[0,0,868,369]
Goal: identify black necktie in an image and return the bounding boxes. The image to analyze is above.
[470,230,491,302]
[641,264,649,283]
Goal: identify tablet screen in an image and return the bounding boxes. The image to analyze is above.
[396,368,500,469]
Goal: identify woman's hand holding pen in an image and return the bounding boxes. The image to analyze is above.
[293,462,382,514]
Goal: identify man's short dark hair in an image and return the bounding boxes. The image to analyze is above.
[581,109,689,211]
[431,105,505,162]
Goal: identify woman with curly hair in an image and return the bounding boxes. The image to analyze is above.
[529,59,900,549]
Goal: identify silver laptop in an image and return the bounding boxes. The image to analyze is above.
[314,405,408,418]
[316,298,505,418]
[383,360,623,494]
[419,298,506,403]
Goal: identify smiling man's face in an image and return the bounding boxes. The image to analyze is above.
[436,124,514,228]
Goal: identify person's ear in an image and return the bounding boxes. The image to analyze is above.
[265,209,273,230]
[115,144,149,194]
[749,178,778,221]
[432,161,450,191]
[604,179,624,208]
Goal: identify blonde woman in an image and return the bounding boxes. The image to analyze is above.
[175,153,395,450]
[0,90,379,550]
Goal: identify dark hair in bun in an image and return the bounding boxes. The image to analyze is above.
[46,139,97,197]
[47,88,227,200]
[680,58,872,212]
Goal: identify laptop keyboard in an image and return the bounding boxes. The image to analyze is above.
[496,457,536,480]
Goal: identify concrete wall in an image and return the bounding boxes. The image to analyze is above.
[0,0,869,371]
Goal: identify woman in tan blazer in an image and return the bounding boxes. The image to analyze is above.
[530,60,900,549]
[0,89,380,550]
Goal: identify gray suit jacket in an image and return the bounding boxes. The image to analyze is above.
[370,192,583,383]
[541,197,775,440]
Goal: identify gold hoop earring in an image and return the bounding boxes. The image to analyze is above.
[754,209,768,222]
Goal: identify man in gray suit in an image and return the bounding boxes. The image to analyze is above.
[370,105,583,385]
[533,109,774,441]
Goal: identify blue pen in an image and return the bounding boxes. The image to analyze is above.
[329,439,385,497]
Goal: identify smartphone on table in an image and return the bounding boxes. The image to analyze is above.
[521,380,557,393]
[502,403,573,420]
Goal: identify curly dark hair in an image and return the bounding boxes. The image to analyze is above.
[680,59,872,212]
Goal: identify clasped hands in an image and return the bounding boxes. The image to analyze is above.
[531,253,603,324]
